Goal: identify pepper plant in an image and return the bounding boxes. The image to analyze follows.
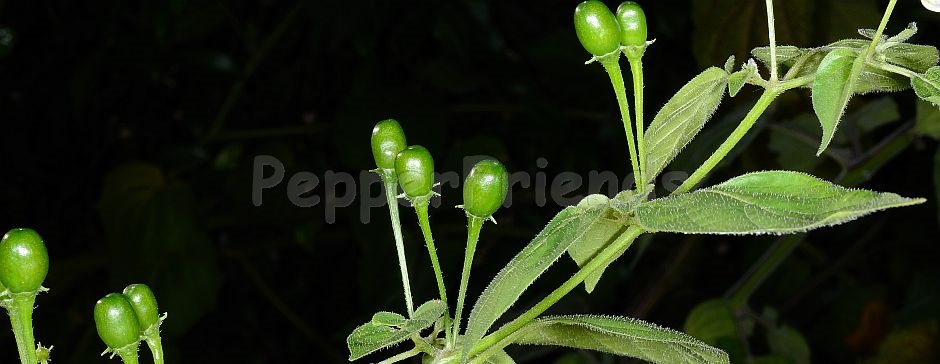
[0,227,168,363]
[348,0,938,362]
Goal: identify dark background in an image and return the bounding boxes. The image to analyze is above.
[2,0,939,363]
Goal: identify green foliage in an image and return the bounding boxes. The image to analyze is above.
[464,198,613,351]
[692,0,811,66]
[510,315,729,363]
[728,59,758,97]
[766,325,811,364]
[347,300,446,361]
[98,163,221,336]
[811,48,858,155]
[635,171,924,234]
[684,300,739,346]
[566,194,629,293]
[912,66,940,106]
[644,67,729,182]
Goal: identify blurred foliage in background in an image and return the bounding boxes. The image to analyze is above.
[1,0,939,362]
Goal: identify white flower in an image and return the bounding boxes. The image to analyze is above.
[924,0,940,12]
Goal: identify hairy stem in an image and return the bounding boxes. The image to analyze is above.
[115,344,140,364]
[600,56,642,187]
[378,348,421,364]
[726,234,803,310]
[380,171,416,317]
[628,56,647,184]
[868,0,899,55]
[469,226,646,359]
[766,0,778,82]
[414,201,451,343]
[672,88,781,194]
[144,334,165,364]
[452,215,485,345]
[7,293,38,364]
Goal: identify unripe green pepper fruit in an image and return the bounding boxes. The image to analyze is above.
[371,119,408,171]
[463,160,509,218]
[122,284,160,331]
[94,293,142,349]
[0,228,49,294]
[574,0,621,57]
[616,1,647,47]
[395,145,435,198]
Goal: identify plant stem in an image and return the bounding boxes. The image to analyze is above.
[725,234,803,310]
[414,201,451,343]
[765,0,778,82]
[868,0,899,55]
[600,56,642,187]
[378,348,421,364]
[143,334,165,364]
[452,215,485,345]
[7,293,38,364]
[380,171,416,317]
[469,226,646,359]
[672,88,781,195]
[627,56,647,184]
[115,344,140,364]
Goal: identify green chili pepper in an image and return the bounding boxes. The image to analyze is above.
[574,0,621,57]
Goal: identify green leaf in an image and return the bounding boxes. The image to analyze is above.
[509,315,729,364]
[482,350,515,364]
[645,67,729,182]
[728,59,758,97]
[812,48,858,155]
[464,198,613,351]
[767,325,811,364]
[98,162,221,335]
[683,300,738,346]
[913,67,940,107]
[886,22,917,43]
[882,43,939,74]
[751,46,803,68]
[724,55,736,73]
[372,312,407,327]
[566,193,636,293]
[634,171,924,235]
[347,300,445,361]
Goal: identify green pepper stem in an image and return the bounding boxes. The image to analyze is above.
[413,200,451,343]
[868,0,898,55]
[452,215,485,346]
[626,55,647,184]
[600,56,642,187]
[380,171,416,317]
[7,293,38,364]
[672,88,782,195]
[115,344,140,364]
[765,0,778,81]
[469,226,645,360]
[143,333,165,364]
